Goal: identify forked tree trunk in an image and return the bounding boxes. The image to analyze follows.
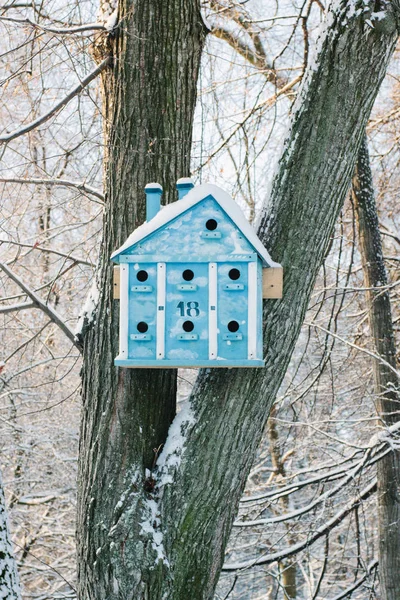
[352,135,400,600]
[0,470,21,600]
[77,1,400,599]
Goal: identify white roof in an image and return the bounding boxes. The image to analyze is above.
[111,183,280,267]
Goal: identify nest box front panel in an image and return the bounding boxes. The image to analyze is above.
[165,263,209,361]
[128,263,157,360]
[216,262,249,361]
[124,197,255,262]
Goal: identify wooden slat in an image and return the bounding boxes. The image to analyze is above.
[262,267,283,299]
[113,265,120,299]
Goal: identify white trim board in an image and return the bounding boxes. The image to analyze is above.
[156,263,166,359]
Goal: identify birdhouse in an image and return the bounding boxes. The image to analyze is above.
[111,179,282,368]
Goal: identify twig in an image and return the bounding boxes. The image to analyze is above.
[0,176,104,202]
[0,261,82,351]
[0,15,106,34]
[0,301,35,314]
[223,479,377,570]
[0,57,110,144]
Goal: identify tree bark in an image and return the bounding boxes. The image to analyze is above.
[0,470,21,600]
[155,3,399,599]
[352,135,400,600]
[76,1,205,598]
[77,1,400,599]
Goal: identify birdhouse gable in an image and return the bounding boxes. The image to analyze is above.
[111,184,280,267]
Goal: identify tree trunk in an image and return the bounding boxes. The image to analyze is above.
[156,4,399,598]
[77,1,400,599]
[76,1,205,598]
[0,470,21,600]
[352,135,400,600]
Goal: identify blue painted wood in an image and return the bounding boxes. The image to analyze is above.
[145,183,162,221]
[165,262,209,362]
[128,263,157,360]
[113,183,270,369]
[176,178,194,199]
[119,254,255,263]
[120,197,255,261]
[217,261,249,361]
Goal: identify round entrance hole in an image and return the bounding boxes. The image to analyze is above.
[182,269,194,281]
[182,320,194,332]
[205,219,218,231]
[137,270,148,282]
[228,268,240,280]
[137,322,148,333]
[227,320,239,333]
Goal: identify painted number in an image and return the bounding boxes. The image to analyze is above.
[177,301,200,317]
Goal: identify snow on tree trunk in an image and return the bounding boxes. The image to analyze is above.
[0,471,21,600]
[352,135,400,600]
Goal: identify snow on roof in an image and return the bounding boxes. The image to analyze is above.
[176,177,194,185]
[144,182,162,190]
[111,183,280,267]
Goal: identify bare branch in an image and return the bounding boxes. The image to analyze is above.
[0,176,104,202]
[0,15,107,34]
[307,322,400,378]
[2,240,95,267]
[329,560,378,600]
[0,301,35,314]
[211,27,286,85]
[0,261,82,352]
[223,479,377,571]
[0,57,111,144]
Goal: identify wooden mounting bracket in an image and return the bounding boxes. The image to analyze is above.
[262,267,283,299]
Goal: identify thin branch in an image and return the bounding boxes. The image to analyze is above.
[2,240,94,266]
[233,448,372,527]
[306,322,400,377]
[0,176,104,202]
[223,479,377,571]
[0,57,111,144]
[0,261,82,351]
[211,27,286,85]
[0,15,106,34]
[328,560,378,600]
[0,301,35,313]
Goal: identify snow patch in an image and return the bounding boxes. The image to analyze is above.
[157,400,196,486]
[75,277,100,336]
[140,498,169,566]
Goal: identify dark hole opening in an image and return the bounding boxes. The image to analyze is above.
[227,320,239,333]
[137,270,148,282]
[206,219,218,231]
[137,322,148,333]
[182,269,194,281]
[229,268,241,280]
[182,320,194,332]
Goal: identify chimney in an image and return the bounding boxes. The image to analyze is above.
[145,183,162,221]
[176,177,194,200]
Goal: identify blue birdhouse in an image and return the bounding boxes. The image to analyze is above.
[111,179,282,368]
